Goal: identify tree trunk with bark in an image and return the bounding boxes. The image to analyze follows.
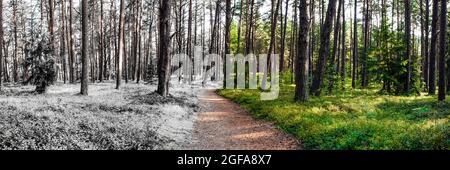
[310,0,337,96]
[80,0,89,95]
[428,0,438,95]
[157,0,172,97]
[438,0,447,101]
[294,0,309,102]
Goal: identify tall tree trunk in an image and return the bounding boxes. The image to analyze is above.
[224,0,232,87]
[136,0,142,83]
[157,0,172,97]
[13,2,18,83]
[328,0,342,94]
[116,0,125,89]
[245,0,255,55]
[361,0,369,88]
[352,0,358,89]
[0,0,2,91]
[236,0,244,53]
[310,0,337,96]
[438,0,447,101]
[340,0,346,89]
[420,0,426,89]
[424,0,430,90]
[428,0,438,95]
[404,0,411,92]
[308,0,315,85]
[294,0,309,102]
[187,0,193,83]
[98,0,104,82]
[262,0,281,89]
[80,0,88,95]
[48,0,55,57]
[68,0,75,83]
[279,0,289,72]
[60,0,67,84]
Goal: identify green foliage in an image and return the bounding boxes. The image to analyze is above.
[369,19,421,95]
[218,85,449,150]
[25,39,56,94]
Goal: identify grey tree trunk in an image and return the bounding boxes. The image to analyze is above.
[68,0,75,83]
[80,0,89,95]
[157,0,172,97]
[0,0,2,91]
[60,0,67,84]
[116,0,125,89]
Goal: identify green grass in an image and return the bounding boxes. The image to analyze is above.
[218,85,449,150]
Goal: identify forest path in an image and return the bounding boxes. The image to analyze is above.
[189,89,301,150]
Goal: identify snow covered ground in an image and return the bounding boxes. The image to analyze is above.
[0,81,202,150]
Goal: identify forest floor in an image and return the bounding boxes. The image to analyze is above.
[218,85,449,150]
[0,81,200,150]
[0,81,299,150]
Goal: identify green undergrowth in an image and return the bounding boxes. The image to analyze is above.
[218,85,449,150]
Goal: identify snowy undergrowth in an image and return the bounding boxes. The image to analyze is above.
[0,81,200,150]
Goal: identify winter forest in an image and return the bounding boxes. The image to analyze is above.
[0,0,448,150]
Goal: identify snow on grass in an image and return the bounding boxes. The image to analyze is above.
[0,81,200,150]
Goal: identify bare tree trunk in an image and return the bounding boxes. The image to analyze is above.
[262,0,281,89]
[308,0,315,85]
[236,0,244,53]
[13,2,18,82]
[328,0,342,94]
[404,0,411,92]
[294,0,309,102]
[116,0,125,89]
[60,0,67,84]
[80,0,89,95]
[438,0,447,101]
[428,0,438,95]
[311,0,337,96]
[136,0,142,83]
[352,0,358,89]
[187,0,193,83]
[361,0,370,88]
[157,0,172,97]
[245,0,255,55]
[279,0,289,72]
[68,0,75,83]
[98,0,104,82]
[420,0,426,89]
[340,0,346,89]
[424,0,430,90]
[224,0,232,87]
[0,0,3,91]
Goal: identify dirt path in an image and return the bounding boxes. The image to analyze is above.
[190,89,300,150]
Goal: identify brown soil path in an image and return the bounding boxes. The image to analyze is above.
[190,89,301,150]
